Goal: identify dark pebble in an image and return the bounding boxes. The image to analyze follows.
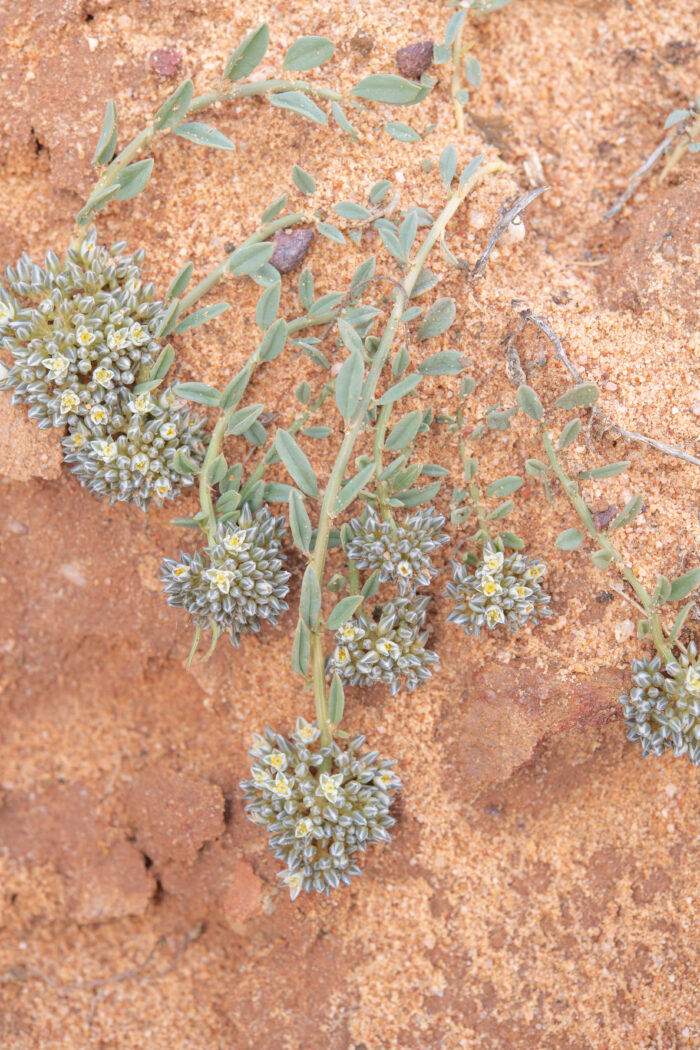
[592,505,619,530]
[149,48,183,78]
[395,40,434,80]
[269,228,314,274]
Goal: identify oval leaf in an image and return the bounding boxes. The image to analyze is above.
[224,24,270,82]
[516,384,543,422]
[385,121,421,142]
[275,429,319,498]
[153,80,194,131]
[335,350,365,421]
[329,674,345,725]
[174,122,235,151]
[351,74,429,106]
[385,409,424,452]
[283,35,335,71]
[418,350,465,376]
[300,565,322,628]
[417,298,456,341]
[269,91,327,124]
[113,159,153,201]
[376,374,422,404]
[558,418,581,449]
[555,528,585,550]
[292,164,316,195]
[486,475,523,499]
[668,568,700,602]
[93,99,118,164]
[335,463,375,514]
[289,489,312,553]
[326,595,363,632]
[173,382,221,407]
[554,383,600,410]
[608,495,643,532]
[175,301,229,334]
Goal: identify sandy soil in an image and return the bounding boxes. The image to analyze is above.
[1,0,699,1048]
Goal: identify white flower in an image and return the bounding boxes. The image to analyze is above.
[481,576,502,598]
[129,322,149,346]
[251,764,272,784]
[294,818,313,838]
[0,300,14,323]
[69,431,86,448]
[294,717,320,744]
[154,478,170,498]
[376,638,400,659]
[44,354,70,379]
[75,325,96,347]
[93,366,115,388]
[59,390,81,414]
[334,646,351,666]
[204,568,235,594]
[686,668,700,696]
[92,439,118,463]
[486,605,506,626]
[338,622,360,642]
[271,772,292,799]
[159,421,178,441]
[172,564,189,579]
[223,531,250,555]
[396,560,413,579]
[510,584,531,600]
[89,405,109,425]
[107,328,128,351]
[263,750,288,772]
[525,564,545,581]
[132,452,150,474]
[318,771,343,804]
[483,550,504,574]
[128,392,153,414]
[374,770,398,790]
[280,868,304,901]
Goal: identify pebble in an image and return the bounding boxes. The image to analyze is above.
[149,48,183,78]
[269,228,314,274]
[395,41,434,80]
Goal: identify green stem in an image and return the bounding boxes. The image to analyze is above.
[178,213,305,315]
[541,429,673,663]
[451,20,467,134]
[469,481,489,541]
[306,163,501,747]
[373,401,395,524]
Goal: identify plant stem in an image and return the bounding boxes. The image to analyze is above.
[178,213,305,315]
[306,162,501,746]
[373,401,395,524]
[451,20,466,134]
[469,481,490,540]
[541,429,673,662]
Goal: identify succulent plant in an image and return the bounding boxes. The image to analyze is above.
[0,230,167,429]
[620,641,700,765]
[446,540,551,635]
[344,504,449,595]
[61,386,206,509]
[161,504,290,645]
[327,594,438,695]
[240,719,401,899]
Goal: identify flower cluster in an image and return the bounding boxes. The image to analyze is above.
[61,386,206,509]
[344,505,449,595]
[446,540,551,635]
[240,719,400,899]
[161,505,290,646]
[619,642,700,765]
[328,594,438,695]
[0,230,204,507]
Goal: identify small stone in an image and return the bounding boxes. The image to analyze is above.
[614,619,635,643]
[395,41,434,80]
[223,859,263,925]
[149,48,183,78]
[269,228,314,274]
[592,505,618,530]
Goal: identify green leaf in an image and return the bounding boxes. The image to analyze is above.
[516,384,544,421]
[444,9,467,45]
[486,475,523,499]
[398,211,418,260]
[219,367,251,411]
[173,382,221,407]
[386,409,423,451]
[227,403,265,435]
[652,575,672,605]
[578,461,630,480]
[665,108,692,129]
[167,261,194,300]
[283,35,335,71]
[361,570,381,598]
[326,595,363,631]
[329,674,345,725]
[224,24,270,82]
[260,193,288,222]
[171,516,205,529]
[385,121,421,142]
[392,481,441,507]
[257,318,288,362]
[113,159,153,201]
[333,201,371,221]
[499,531,525,550]
[76,184,120,223]
[335,463,375,514]
[555,528,585,550]
[591,549,615,570]
[417,298,456,340]
[410,268,439,298]
[554,383,600,410]
[175,301,229,334]
[462,456,478,482]
[458,154,485,191]
[418,350,465,376]
[376,375,422,405]
[331,101,359,138]
[261,482,293,503]
[289,489,312,553]
[153,79,194,130]
[296,381,311,404]
[300,565,322,628]
[216,490,241,515]
[133,343,175,392]
[93,99,118,164]
[335,350,365,420]
[311,292,345,314]
[608,495,643,531]
[432,43,451,64]
[316,221,345,244]
[351,256,376,293]
[269,91,327,124]
[228,242,275,275]
[255,280,281,329]
[173,449,199,474]
[525,458,548,478]
[369,180,392,204]
[174,122,235,151]
[208,454,228,485]
[668,601,694,644]
[298,267,314,308]
[668,567,700,602]
[486,499,514,521]
[291,618,311,676]
[351,74,429,106]
[304,426,332,438]
[558,418,581,450]
[461,375,476,398]
[439,144,458,188]
[292,164,316,195]
[154,299,180,338]
[465,55,482,87]
[422,464,450,478]
[275,429,319,498]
